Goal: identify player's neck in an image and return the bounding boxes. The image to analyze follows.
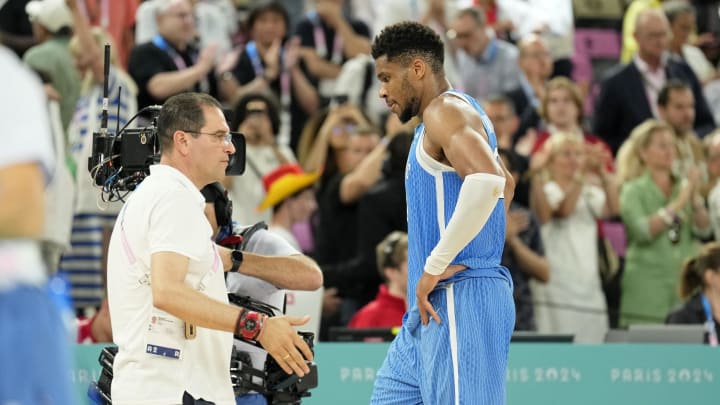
[418,76,451,119]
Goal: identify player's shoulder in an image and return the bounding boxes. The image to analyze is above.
[425,92,471,122]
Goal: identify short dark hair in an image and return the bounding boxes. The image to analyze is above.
[657,80,691,107]
[371,21,444,74]
[231,91,281,134]
[157,92,222,152]
[245,0,289,35]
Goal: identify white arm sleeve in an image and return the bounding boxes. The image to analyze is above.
[424,172,506,275]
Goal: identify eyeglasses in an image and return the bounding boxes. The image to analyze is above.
[183,130,233,145]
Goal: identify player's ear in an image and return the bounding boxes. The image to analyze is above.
[410,58,426,80]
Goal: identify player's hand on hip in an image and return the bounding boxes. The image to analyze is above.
[417,265,467,326]
[416,272,443,326]
[258,315,313,377]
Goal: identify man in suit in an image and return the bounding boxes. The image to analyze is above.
[593,8,714,154]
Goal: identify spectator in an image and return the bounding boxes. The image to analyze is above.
[657,80,706,178]
[226,92,295,225]
[295,0,371,99]
[202,181,323,405]
[75,0,139,68]
[314,126,380,331]
[621,0,663,64]
[352,131,412,308]
[498,147,549,331]
[256,165,325,339]
[483,94,531,207]
[61,0,138,310]
[664,1,717,84]
[530,77,613,172]
[594,8,715,154]
[218,1,319,151]
[505,34,553,144]
[666,241,720,345]
[23,0,80,145]
[298,102,372,184]
[448,7,522,101]
[0,0,37,56]
[616,119,710,326]
[704,131,720,240]
[258,163,321,251]
[314,126,381,266]
[497,0,574,77]
[135,0,233,57]
[349,231,408,329]
[529,134,615,342]
[128,0,218,111]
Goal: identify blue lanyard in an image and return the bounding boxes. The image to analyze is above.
[701,294,718,347]
[307,11,343,64]
[245,41,291,108]
[152,35,190,70]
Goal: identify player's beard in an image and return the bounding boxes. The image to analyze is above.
[398,76,420,123]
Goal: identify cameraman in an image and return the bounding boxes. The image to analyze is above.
[106,93,313,405]
[203,182,322,405]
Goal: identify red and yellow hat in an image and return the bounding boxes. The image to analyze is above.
[257,163,320,211]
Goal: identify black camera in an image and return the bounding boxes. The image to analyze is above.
[88,108,247,201]
[264,331,318,404]
[228,294,319,404]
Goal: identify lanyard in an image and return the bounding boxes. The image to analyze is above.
[308,11,343,64]
[152,35,190,70]
[245,41,291,108]
[152,35,209,93]
[701,294,718,347]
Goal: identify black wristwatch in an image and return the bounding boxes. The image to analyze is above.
[230,250,244,272]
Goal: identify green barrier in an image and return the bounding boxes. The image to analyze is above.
[73,343,720,404]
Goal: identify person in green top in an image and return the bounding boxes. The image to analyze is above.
[617,119,711,327]
[23,0,80,149]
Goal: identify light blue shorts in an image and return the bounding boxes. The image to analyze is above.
[371,277,514,404]
[0,285,74,404]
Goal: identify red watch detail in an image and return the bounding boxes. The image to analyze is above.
[236,309,265,341]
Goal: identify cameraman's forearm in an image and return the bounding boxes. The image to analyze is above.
[0,163,45,238]
[151,252,240,332]
[240,253,323,290]
[154,280,239,333]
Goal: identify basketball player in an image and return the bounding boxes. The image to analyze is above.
[370,21,516,404]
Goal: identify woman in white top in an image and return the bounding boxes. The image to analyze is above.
[530,133,618,343]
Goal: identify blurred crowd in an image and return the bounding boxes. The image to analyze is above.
[5,0,720,344]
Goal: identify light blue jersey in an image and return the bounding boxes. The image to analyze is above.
[404,89,510,309]
[372,90,515,405]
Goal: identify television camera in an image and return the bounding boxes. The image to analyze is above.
[87,45,245,202]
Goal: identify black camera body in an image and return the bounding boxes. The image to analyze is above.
[88,107,246,201]
[228,294,319,404]
[264,331,318,404]
[89,121,160,194]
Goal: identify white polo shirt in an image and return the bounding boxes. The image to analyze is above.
[107,164,234,405]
